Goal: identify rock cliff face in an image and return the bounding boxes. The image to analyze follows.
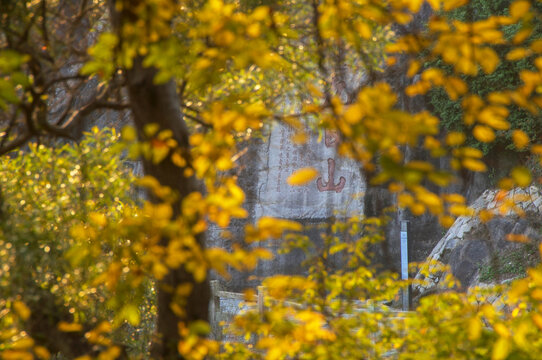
[208,122,366,290]
[209,3,516,289]
[414,187,542,298]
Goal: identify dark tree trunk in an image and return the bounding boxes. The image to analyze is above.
[109,3,211,356]
[124,58,210,359]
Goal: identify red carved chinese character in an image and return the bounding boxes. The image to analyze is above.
[317,158,346,193]
[324,129,340,147]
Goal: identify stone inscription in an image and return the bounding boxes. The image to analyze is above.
[255,123,365,219]
[317,129,346,193]
[317,158,346,193]
[275,125,308,194]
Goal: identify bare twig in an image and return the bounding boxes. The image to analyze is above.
[184,113,211,128]
[0,109,19,150]
[0,132,32,156]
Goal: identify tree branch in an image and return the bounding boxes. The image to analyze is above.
[0,132,32,156]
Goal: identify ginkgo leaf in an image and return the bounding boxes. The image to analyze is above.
[446,132,466,146]
[121,304,140,326]
[287,167,318,186]
[468,317,482,341]
[13,301,31,320]
[510,0,530,19]
[511,166,531,187]
[121,126,137,142]
[512,129,529,149]
[34,346,50,360]
[473,125,495,143]
[506,234,530,243]
[513,28,532,44]
[462,158,487,172]
[533,314,542,330]
[58,321,83,332]
[492,337,510,360]
[506,48,529,61]
[10,338,34,350]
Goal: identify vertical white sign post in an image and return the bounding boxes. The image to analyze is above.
[400,221,409,311]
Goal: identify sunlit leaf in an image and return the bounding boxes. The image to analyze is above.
[511,166,531,187]
[58,322,83,332]
[512,130,529,149]
[287,167,318,186]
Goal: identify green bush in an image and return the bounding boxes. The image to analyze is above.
[0,128,154,357]
[428,0,542,154]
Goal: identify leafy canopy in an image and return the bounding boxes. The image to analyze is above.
[0,0,542,359]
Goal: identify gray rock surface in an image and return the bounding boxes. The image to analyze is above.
[255,122,365,219]
[414,186,542,297]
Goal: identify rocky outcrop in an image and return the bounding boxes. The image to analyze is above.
[208,122,366,291]
[414,186,542,297]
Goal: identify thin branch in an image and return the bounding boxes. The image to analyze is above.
[0,132,32,156]
[273,111,320,120]
[57,99,129,131]
[53,81,86,125]
[184,113,211,128]
[0,109,19,150]
[273,49,316,75]
[181,103,201,114]
[41,0,49,47]
[43,74,86,92]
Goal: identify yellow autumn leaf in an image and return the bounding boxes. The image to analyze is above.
[477,47,500,74]
[74,356,92,360]
[449,204,474,216]
[1,350,33,360]
[121,304,140,326]
[512,129,529,149]
[531,288,542,300]
[487,92,510,105]
[89,212,107,227]
[121,126,137,142]
[439,215,455,228]
[478,108,510,130]
[492,337,510,360]
[34,346,50,360]
[58,321,83,332]
[468,317,482,341]
[532,313,542,330]
[343,104,363,124]
[426,0,441,11]
[356,21,372,39]
[462,158,487,172]
[511,166,531,187]
[10,337,35,350]
[506,48,529,61]
[473,125,495,143]
[479,209,494,222]
[531,40,542,53]
[13,301,31,321]
[510,0,530,19]
[513,28,532,44]
[443,193,466,203]
[446,132,466,146]
[287,167,318,186]
[407,60,421,77]
[444,76,468,100]
[532,144,542,155]
[506,234,530,243]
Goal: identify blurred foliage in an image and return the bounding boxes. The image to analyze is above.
[0,129,155,358]
[428,0,542,154]
[1,0,542,359]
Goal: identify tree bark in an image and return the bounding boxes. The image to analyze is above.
[124,57,210,359]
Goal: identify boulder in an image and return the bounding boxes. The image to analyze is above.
[414,186,542,297]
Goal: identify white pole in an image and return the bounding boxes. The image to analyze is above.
[400,221,409,311]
